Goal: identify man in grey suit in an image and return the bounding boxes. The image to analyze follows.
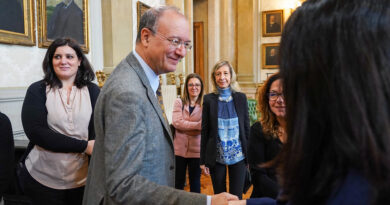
[83,6,238,205]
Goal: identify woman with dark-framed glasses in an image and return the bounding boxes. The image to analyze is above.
[247,72,285,199]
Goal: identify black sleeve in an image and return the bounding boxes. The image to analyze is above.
[248,122,279,197]
[21,82,87,153]
[0,112,14,196]
[200,95,210,165]
[87,83,100,140]
[248,122,266,168]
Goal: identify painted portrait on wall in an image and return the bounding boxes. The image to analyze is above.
[38,0,89,52]
[262,10,284,37]
[262,43,280,69]
[0,0,35,46]
[137,1,151,30]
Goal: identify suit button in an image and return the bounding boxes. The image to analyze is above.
[170,165,174,170]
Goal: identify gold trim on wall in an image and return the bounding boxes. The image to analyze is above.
[0,0,35,46]
[37,0,89,53]
[137,1,151,31]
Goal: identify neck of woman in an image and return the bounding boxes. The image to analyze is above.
[61,79,75,92]
[189,96,198,106]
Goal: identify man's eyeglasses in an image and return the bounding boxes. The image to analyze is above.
[148,28,192,51]
[188,83,201,87]
[268,92,284,101]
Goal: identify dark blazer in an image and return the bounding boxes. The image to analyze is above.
[246,170,372,205]
[248,122,282,198]
[0,112,14,199]
[200,91,250,167]
[21,80,100,154]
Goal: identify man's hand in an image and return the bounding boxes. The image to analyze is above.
[211,192,239,205]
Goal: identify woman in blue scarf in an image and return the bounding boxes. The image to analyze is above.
[200,60,250,199]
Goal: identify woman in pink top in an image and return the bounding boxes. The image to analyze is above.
[172,73,204,193]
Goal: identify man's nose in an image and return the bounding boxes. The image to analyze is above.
[175,45,187,58]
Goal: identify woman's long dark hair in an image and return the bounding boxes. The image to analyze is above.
[42,38,95,88]
[278,0,390,204]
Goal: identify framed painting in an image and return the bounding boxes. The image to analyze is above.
[262,10,284,37]
[37,0,89,52]
[137,1,151,30]
[262,43,280,69]
[0,0,35,46]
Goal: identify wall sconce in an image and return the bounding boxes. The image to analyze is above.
[96,70,107,88]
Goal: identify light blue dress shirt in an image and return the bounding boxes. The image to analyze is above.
[133,50,159,96]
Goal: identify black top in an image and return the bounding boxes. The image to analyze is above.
[0,112,14,199]
[248,121,282,198]
[189,105,195,115]
[21,80,100,154]
[200,92,250,167]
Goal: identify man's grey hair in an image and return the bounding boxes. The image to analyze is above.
[136,6,183,43]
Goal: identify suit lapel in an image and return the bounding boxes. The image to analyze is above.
[125,53,174,145]
[232,92,242,124]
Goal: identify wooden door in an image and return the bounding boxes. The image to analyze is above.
[193,22,205,84]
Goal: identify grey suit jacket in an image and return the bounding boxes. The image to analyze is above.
[83,52,207,205]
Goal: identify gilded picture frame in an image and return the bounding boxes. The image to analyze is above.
[37,0,89,52]
[262,43,280,69]
[0,0,35,46]
[262,10,284,37]
[137,1,151,30]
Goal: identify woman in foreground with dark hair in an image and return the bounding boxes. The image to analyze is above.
[248,73,285,199]
[230,0,390,204]
[19,38,99,205]
[0,112,14,202]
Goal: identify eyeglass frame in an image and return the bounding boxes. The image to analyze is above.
[268,92,284,101]
[146,27,193,51]
[188,83,201,87]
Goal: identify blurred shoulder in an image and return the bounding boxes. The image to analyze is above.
[251,121,263,132]
[87,82,100,93]
[234,91,248,100]
[0,112,11,124]
[26,80,46,96]
[327,170,372,205]
[28,80,45,90]
[204,93,217,101]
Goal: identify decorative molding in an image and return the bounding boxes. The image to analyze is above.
[237,74,254,82]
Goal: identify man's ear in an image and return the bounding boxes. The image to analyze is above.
[141,28,151,46]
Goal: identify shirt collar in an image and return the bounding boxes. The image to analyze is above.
[63,0,72,8]
[133,50,159,95]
